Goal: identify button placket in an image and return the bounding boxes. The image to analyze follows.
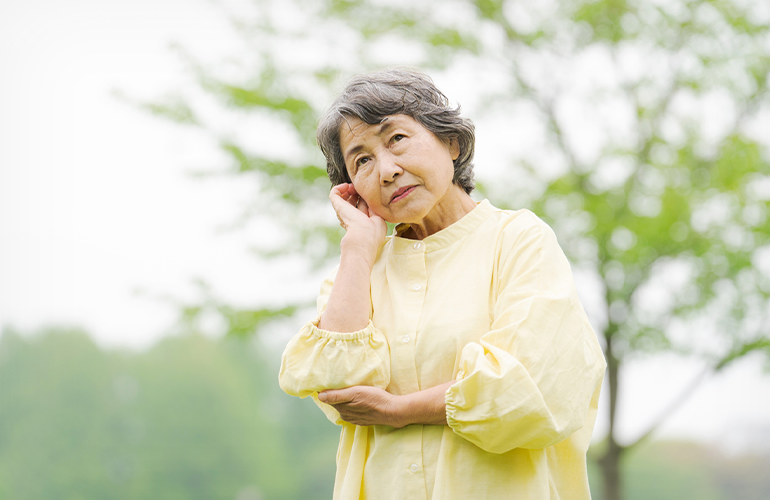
[389,250,426,395]
[411,243,424,291]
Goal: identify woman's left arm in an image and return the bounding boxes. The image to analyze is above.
[444,214,606,453]
[319,381,455,428]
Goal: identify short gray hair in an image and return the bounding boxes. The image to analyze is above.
[317,68,475,194]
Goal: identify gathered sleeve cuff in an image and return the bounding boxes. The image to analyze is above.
[444,318,605,453]
[445,213,606,454]
[279,313,391,425]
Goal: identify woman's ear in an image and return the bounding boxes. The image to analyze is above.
[449,137,460,161]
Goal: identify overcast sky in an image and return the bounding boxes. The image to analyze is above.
[0,0,311,348]
[1,0,769,453]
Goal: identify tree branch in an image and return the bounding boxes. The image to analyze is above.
[494,19,584,174]
[624,363,713,452]
[624,334,770,452]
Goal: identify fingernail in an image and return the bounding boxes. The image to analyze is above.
[318,392,327,402]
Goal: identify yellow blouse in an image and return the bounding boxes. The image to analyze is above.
[279,200,606,500]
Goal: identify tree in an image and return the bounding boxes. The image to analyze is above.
[147,1,770,498]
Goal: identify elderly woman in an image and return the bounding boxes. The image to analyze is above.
[279,69,606,500]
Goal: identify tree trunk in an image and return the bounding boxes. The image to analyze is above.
[598,436,623,500]
[598,329,624,500]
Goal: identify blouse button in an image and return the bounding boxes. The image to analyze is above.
[413,241,422,250]
[401,335,410,344]
[412,284,421,291]
[410,463,419,473]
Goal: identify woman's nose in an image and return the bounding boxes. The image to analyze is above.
[379,155,403,184]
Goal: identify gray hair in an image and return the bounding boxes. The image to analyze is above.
[316,68,475,194]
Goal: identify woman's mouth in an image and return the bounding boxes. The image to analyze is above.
[390,185,416,203]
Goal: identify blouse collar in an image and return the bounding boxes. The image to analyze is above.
[390,199,494,254]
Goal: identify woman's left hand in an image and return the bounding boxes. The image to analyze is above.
[318,381,455,428]
[319,386,405,428]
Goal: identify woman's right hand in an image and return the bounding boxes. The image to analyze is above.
[330,183,387,267]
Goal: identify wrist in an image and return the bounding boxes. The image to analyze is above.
[340,234,379,269]
[388,394,410,429]
[392,382,454,427]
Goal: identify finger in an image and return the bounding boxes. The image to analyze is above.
[330,183,351,202]
[345,188,361,207]
[335,409,361,425]
[357,195,370,215]
[318,388,354,405]
[330,185,357,206]
[342,184,363,207]
[343,184,357,200]
[329,193,355,219]
[341,184,370,214]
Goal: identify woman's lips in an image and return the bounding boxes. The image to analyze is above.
[390,185,416,203]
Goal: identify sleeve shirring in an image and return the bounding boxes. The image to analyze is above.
[444,386,461,432]
[307,314,376,341]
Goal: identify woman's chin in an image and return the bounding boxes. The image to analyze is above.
[381,212,407,225]
[381,215,398,224]
[369,207,395,223]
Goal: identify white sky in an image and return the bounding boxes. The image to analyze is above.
[1,0,769,453]
[0,0,310,348]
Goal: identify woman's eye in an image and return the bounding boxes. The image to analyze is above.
[392,134,405,143]
[356,157,370,168]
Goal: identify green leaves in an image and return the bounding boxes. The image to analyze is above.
[574,0,633,43]
[473,0,505,20]
[141,98,198,125]
[219,305,299,338]
[176,281,304,339]
[221,142,326,184]
[209,82,318,145]
[426,28,481,52]
[114,91,199,126]
[715,337,770,371]
[713,135,765,192]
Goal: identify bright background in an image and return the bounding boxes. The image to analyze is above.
[1,0,770,467]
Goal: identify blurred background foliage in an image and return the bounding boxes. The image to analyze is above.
[1,328,769,500]
[2,0,769,498]
[0,328,338,500]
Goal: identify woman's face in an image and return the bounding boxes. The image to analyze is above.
[339,114,460,225]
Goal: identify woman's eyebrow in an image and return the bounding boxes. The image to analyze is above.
[344,145,364,165]
[377,118,394,136]
[344,120,399,162]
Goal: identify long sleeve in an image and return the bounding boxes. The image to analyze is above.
[278,267,391,424]
[444,213,606,454]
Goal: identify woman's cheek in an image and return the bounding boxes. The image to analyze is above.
[369,203,391,221]
[365,199,393,222]
[353,181,385,219]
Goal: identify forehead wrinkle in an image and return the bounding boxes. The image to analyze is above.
[340,115,367,162]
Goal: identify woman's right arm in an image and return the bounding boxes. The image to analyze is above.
[278,184,390,423]
[319,183,386,332]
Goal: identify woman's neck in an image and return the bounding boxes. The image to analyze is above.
[402,187,477,240]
